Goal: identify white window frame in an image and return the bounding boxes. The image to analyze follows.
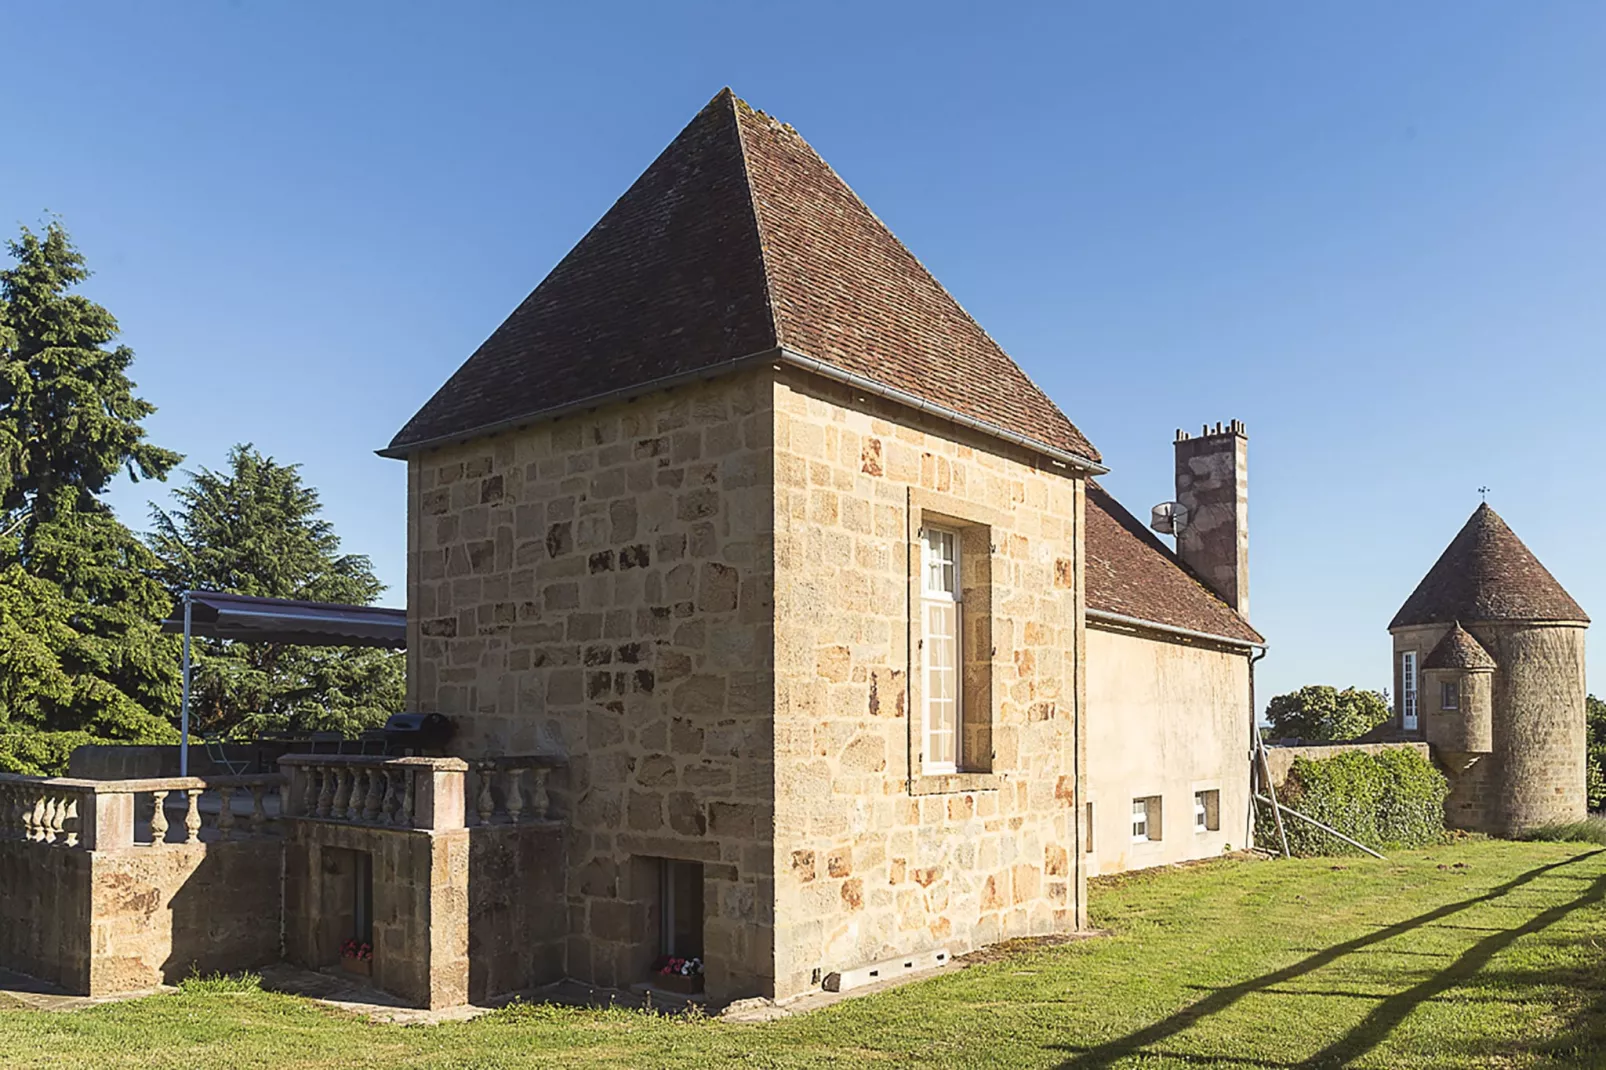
[920,526,962,775]
[1194,791,1208,833]
[1402,651,1419,730]
[1131,797,1156,842]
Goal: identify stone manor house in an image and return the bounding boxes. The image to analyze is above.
[0,90,1264,1009]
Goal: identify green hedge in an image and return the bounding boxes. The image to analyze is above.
[1256,747,1449,856]
[0,730,105,777]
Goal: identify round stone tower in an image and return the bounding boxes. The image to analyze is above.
[1388,504,1589,836]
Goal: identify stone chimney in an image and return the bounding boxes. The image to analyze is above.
[1174,420,1249,619]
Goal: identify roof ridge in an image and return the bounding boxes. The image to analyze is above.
[734,103,1080,435]
[726,92,784,352]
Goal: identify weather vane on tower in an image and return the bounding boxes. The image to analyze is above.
[1479,486,1491,503]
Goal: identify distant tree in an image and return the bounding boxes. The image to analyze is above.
[147,444,403,737]
[0,222,180,743]
[1265,685,1392,743]
[1587,694,1606,812]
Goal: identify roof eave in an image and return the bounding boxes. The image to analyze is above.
[379,344,1109,477]
[1085,608,1266,650]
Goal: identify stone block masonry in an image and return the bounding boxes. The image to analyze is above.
[407,370,778,1001]
[769,368,1086,1000]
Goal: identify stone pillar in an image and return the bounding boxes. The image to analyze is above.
[1174,421,1249,618]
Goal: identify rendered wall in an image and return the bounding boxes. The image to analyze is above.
[770,369,1085,1001]
[405,371,776,1001]
[1085,627,1250,874]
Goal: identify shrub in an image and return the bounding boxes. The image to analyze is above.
[1256,747,1449,856]
[0,730,104,776]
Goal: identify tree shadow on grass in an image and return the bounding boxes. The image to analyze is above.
[1052,851,1603,1069]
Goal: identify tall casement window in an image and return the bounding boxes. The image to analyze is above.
[921,526,961,774]
[1401,651,1419,730]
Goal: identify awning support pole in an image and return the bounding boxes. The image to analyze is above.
[180,591,192,777]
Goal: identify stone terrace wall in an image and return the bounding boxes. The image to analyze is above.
[0,842,93,991]
[405,370,776,1001]
[769,369,1085,1000]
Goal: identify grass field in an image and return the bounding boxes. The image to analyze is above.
[2,839,1604,1068]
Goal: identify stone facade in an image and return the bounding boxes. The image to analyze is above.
[405,370,778,1000]
[1084,626,1250,874]
[404,365,1093,1002]
[769,369,1085,1000]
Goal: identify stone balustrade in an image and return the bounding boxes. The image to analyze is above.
[278,755,564,831]
[470,756,564,826]
[279,756,470,830]
[0,772,285,849]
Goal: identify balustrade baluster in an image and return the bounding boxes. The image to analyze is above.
[302,765,318,814]
[62,795,80,847]
[505,767,525,824]
[476,766,496,825]
[215,786,236,841]
[41,795,60,843]
[363,767,383,822]
[530,767,551,820]
[380,769,399,826]
[331,768,352,820]
[184,789,203,844]
[150,790,170,843]
[250,785,267,834]
[400,768,416,827]
[316,766,334,818]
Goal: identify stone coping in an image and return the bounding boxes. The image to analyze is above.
[0,772,284,794]
[278,755,470,771]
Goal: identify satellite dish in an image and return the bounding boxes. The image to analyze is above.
[1150,502,1189,535]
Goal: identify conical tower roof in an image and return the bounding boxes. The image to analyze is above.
[1390,505,1587,629]
[1422,623,1496,671]
[387,89,1099,465]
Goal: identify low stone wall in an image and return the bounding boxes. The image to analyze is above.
[467,823,566,1002]
[0,841,94,991]
[1262,741,1433,788]
[89,841,283,993]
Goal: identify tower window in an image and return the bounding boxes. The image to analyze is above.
[1441,681,1459,711]
[1401,651,1419,730]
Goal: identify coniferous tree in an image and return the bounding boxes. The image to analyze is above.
[148,444,403,737]
[0,223,180,743]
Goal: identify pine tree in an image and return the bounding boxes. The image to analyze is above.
[148,444,403,737]
[0,222,180,744]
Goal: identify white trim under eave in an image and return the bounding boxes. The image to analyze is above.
[1085,608,1265,652]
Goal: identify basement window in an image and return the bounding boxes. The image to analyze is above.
[659,860,704,963]
[1194,790,1220,833]
[1132,796,1162,842]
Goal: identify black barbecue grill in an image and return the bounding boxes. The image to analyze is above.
[382,713,455,755]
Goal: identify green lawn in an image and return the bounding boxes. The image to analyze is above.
[3,840,1605,1068]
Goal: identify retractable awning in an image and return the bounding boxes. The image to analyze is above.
[159,591,407,649]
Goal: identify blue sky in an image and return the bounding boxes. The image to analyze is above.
[6,2,1603,707]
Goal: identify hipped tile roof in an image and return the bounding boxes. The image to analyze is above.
[1422,623,1497,671]
[1085,482,1263,646]
[1390,504,1587,629]
[388,89,1098,464]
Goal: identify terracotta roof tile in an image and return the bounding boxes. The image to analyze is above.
[1422,623,1497,671]
[1390,504,1587,628]
[388,89,1098,464]
[1085,482,1263,646]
